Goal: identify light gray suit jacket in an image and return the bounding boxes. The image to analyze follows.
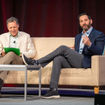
[0,31,36,58]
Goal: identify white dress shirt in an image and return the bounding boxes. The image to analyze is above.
[79,26,93,54]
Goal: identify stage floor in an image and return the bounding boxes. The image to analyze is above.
[1,86,104,105]
[0,95,94,105]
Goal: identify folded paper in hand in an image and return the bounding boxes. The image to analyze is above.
[4,47,20,56]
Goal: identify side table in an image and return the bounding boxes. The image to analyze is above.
[0,64,41,101]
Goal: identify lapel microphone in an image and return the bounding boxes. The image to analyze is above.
[13,41,16,43]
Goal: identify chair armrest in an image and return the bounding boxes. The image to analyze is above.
[92,55,105,70]
[92,55,105,85]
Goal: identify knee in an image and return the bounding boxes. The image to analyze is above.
[53,56,64,62]
[58,45,68,50]
[6,52,17,57]
[7,51,16,55]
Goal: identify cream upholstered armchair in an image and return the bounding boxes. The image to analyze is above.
[5,37,105,93]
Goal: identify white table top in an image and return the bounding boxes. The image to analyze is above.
[0,64,27,71]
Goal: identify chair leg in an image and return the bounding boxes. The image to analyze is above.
[38,68,41,97]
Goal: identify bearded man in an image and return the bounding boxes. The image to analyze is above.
[22,13,105,98]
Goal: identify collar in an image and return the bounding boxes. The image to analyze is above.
[82,26,93,36]
[9,31,19,38]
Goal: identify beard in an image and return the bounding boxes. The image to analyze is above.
[81,22,92,32]
[82,24,91,32]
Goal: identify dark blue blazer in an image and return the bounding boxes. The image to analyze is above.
[75,28,105,68]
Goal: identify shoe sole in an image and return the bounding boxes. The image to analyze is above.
[22,54,28,65]
[42,95,60,99]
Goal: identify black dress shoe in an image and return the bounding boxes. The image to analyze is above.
[42,90,60,99]
[0,78,4,97]
[22,54,37,65]
[0,93,2,98]
[22,54,41,70]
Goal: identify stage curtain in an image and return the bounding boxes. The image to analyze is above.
[0,0,105,37]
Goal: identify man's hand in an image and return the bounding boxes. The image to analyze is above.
[20,53,22,57]
[70,46,75,50]
[82,35,92,47]
[1,51,6,56]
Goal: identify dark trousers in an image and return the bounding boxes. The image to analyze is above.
[38,45,83,89]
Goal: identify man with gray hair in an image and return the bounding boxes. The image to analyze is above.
[0,17,36,96]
